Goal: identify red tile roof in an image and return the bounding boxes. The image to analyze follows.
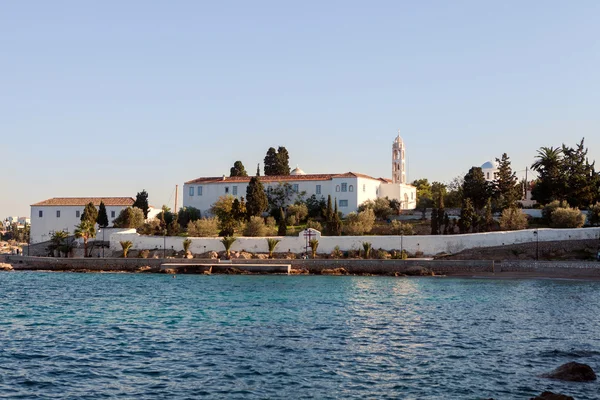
[31,197,135,207]
[185,172,383,184]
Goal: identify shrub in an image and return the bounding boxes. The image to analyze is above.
[187,218,219,237]
[390,220,414,235]
[358,198,394,220]
[243,216,267,237]
[376,249,389,259]
[287,204,308,224]
[499,208,528,231]
[306,219,323,232]
[309,239,319,258]
[589,203,600,226]
[550,207,585,228]
[265,216,276,228]
[286,215,297,227]
[266,238,280,258]
[542,200,569,224]
[220,236,237,258]
[332,245,343,259]
[139,249,150,259]
[137,219,161,235]
[343,209,375,235]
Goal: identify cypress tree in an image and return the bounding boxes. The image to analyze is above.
[246,176,268,218]
[325,195,333,223]
[494,153,520,210]
[230,161,248,177]
[264,147,278,176]
[329,199,342,236]
[278,207,287,236]
[431,208,439,235]
[81,202,98,225]
[276,146,291,175]
[133,190,150,219]
[97,201,109,228]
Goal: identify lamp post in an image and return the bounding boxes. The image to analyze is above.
[533,230,539,261]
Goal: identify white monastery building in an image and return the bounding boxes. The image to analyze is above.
[481,160,499,182]
[183,133,417,216]
[30,197,136,244]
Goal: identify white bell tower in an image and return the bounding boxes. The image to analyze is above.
[392,130,406,184]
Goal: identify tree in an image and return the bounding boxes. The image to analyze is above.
[588,203,600,226]
[561,138,599,208]
[499,208,528,231]
[483,198,495,232]
[113,207,145,229]
[265,182,304,216]
[325,195,333,223]
[246,176,268,218]
[81,202,98,225]
[287,203,308,224]
[358,198,393,220]
[120,241,133,258]
[494,153,520,210]
[263,147,278,176]
[231,198,246,222]
[550,207,586,228]
[267,238,280,258]
[458,198,476,233]
[309,239,319,258]
[445,175,464,208]
[187,218,219,237]
[75,220,96,257]
[49,230,69,257]
[343,209,375,235]
[264,146,291,175]
[462,167,491,211]
[430,208,439,235]
[243,216,267,237]
[329,200,343,236]
[177,207,201,228]
[277,208,287,236]
[220,236,237,259]
[97,201,109,228]
[306,195,326,219]
[230,161,248,177]
[211,195,237,236]
[182,239,192,256]
[412,179,433,219]
[531,146,564,205]
[133,190,150,219]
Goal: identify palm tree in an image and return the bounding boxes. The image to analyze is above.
[50,230,68,257]
[220,236,237,259]
[120,241,133,258]
[75,220,96,257]
[266,238,280,259]
[309,239,319,259]
[362,242,372,259]
[531,146,562,172]
[183,238,192,257]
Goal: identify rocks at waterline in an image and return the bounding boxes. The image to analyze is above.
[540,362,597,382]
[0,263,14,271]
[530,391,574,400]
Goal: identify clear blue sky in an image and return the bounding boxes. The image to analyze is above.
[2,1,599,218]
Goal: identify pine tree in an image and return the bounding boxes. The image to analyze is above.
[462,167,491,211]
[459,198,476,233]
[325,195,333,223]
[562,138,599,208]
[276,146,291,175]
[430,208,439,235]
[97,201,109,228]
[81,202,98,225]
[264,147,278,175]
[278,207,287,236]
[256,164,260,177]
[133,190,150,219]
[494,153,520,210]
[230,161,248,177]
[246,176,268,218]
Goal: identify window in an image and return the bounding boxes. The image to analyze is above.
[39,210,43,218]
[189,186,194,196]
[198,186,203,196]
[487,172,490,179]
[316,185,321,195]
[233,186,238,195]
[56,210,61,218]
[339,200,348,207]
[293,184,299,192]
[363,184,366,192]
[336,185,340,192]
[349,185,354,192]
[341,183,347,192]
[111,211,115,218]
[76,211,80,218]
[411,192,414,200]
[225,187,229,194]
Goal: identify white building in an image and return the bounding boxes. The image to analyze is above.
[30,197,137,244]
[481,160,499,182]
[183,133,417,216]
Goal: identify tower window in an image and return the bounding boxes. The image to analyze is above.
[225,187,229,194]
[56,210,60,218]
[336,185,340,192]
[349,185,354,192]
[341,183,347,192]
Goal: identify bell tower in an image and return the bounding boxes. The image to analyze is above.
[392,130,406,184]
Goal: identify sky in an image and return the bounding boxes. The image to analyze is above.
[1,1,599,218]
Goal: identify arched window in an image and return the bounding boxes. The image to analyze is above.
[336,185,340,192]
[349,185,354,192]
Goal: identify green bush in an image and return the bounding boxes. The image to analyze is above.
[287,204,308,224]
[550,207,585,228]
[113,207,145,229]
[187,218,219,237]
[542,200,569,224]
[306,219,323,232]
[243,216,267,237]
[343,209,375,235]
[499,208,528,231]
[390,220,414,235]
[588,203,600,226]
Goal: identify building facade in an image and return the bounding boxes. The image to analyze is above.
[183,134,417,216]
[30,197,136,244]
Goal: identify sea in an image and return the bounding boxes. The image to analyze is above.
[1,272,599,399]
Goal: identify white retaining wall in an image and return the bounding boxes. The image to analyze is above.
[110,227,600,256]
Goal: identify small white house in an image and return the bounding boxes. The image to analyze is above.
[30,197,142,244]
[481,160,499,182]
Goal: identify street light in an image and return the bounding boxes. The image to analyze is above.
[533,230,539,261]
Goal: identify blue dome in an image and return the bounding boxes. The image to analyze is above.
[481,161,496,169]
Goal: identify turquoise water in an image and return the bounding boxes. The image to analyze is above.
[1,273,599,399]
